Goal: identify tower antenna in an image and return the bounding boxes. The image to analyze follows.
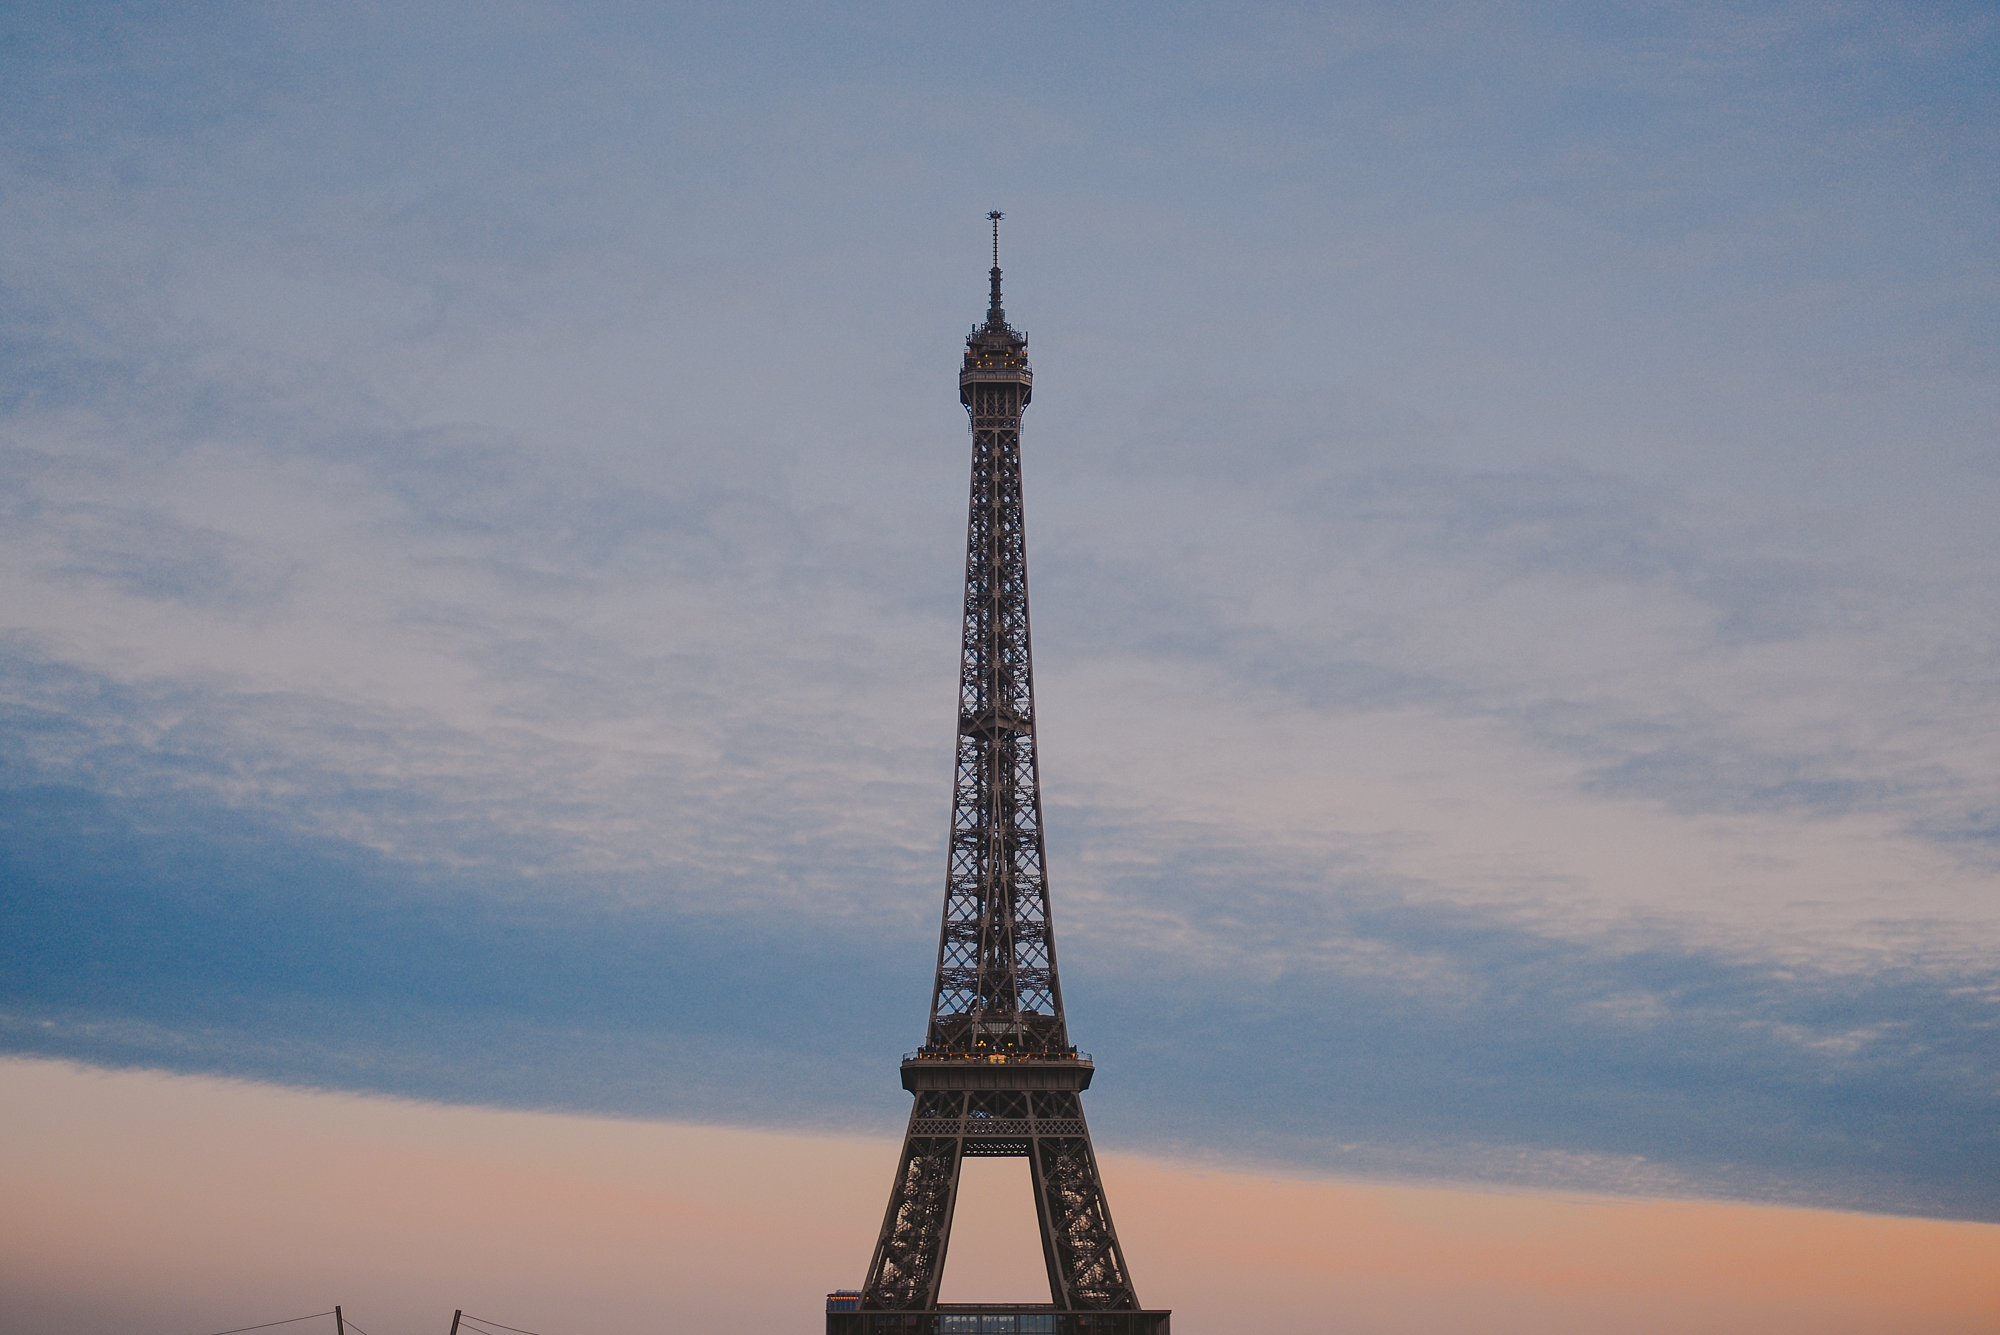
[986,210,1005,324]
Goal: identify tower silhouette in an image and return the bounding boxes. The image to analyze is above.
[827,217,1169,1335]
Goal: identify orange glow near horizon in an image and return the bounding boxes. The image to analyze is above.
[3,1056,1995,1334]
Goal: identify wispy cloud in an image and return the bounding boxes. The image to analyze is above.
[2,0,1996,1227]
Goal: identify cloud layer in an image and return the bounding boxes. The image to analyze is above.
[3,0,1997,1222]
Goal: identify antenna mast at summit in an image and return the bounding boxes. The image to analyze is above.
[825,217,1170,1335]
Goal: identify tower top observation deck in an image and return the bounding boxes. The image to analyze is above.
[963,211,1031,393]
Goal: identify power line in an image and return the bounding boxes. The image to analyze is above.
[457,1320,525,1335]
[195,1313,337,1335]
[460,1319,523,1334]
[460,1315,547,1335]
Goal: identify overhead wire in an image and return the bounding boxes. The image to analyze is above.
[454,1320,514,1335]
[455,1319,506,1335]
[459,1315,547,1335]
[196,1313,338,1335]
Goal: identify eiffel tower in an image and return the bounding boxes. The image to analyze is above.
[826,217,1170,1335]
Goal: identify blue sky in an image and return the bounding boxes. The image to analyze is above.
[3,0,1998,1223]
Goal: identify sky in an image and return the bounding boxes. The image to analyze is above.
[2,0,1998,1328]
[6,1058,1998,1335]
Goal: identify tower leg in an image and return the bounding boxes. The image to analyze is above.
[860,1112,964,1310]
[860,1085,1138,1313]
[1029,1132,1138,1310]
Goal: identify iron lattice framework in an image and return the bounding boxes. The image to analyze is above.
[852,217,1154,1326]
